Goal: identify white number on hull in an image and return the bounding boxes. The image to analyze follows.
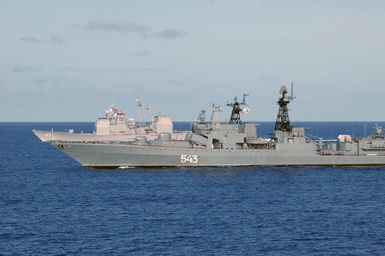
[180,155,199,164]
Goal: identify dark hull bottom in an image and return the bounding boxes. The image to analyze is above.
[83,164,385,170]
[87,163,385,169]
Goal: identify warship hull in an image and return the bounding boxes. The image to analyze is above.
[33,129,143,142]
[33,129,187,143]
[55,142,385,168]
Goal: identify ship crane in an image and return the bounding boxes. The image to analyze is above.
[274,84,295,132]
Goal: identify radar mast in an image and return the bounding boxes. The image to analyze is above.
[227,93,250,124]
[136,97,150,128]
[274,85,294,133]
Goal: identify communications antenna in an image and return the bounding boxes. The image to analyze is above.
[287,82,296,101]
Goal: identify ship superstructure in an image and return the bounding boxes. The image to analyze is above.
[33,99,187,143]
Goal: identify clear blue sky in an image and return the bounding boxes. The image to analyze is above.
[1,0,385,121]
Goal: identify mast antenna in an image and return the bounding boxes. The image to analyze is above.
[287,82,296,101]
[274,85,292,133]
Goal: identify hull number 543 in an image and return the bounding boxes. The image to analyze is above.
[180,155,199,164]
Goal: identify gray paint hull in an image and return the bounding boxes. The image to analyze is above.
[33,129,186,143]
[33,129,144,142]
[55,142,385,168]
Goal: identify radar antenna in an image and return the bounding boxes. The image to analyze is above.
[274,85,292,132]
[198,110,206,123]
[374,124,383,139]
[226,93,250,124]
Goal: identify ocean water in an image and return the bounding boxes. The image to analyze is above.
[2,122,385,255]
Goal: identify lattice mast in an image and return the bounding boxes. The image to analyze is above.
[274,85,293,132]
[227,93,250,124]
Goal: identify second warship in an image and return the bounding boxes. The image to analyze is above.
[33,98,187,143]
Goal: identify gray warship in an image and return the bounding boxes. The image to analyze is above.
[49,86,385,168]
[33,98,187,143]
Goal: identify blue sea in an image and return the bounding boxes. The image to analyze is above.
[2,122,385,255]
